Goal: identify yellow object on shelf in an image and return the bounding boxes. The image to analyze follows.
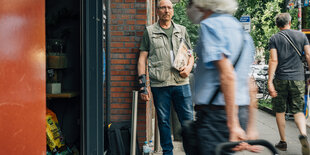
[46,108,66,153]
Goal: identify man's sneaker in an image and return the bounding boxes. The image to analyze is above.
[299,135,310,155]
[275,141,287,151]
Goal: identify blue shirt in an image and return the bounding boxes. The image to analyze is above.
[194,13,255,106]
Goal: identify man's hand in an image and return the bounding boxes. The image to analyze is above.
[139,87,150,101]
[179,65,192,78]
[231,127,262,153]
[232,142,263,153]
[268,82,277,97]
[246,128,259,142]
[229,126,247,142]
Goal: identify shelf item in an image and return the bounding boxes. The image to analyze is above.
[47,92,79,99]
[47,83,61,94]
[47,53,67,69]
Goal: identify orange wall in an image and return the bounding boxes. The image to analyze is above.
[0,0,46,154]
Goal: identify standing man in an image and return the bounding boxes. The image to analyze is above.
[186,0,258,154]
[268,13,310,154]
[137,0,194,154]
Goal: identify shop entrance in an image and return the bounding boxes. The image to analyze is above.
[45,0,81,154]
[46,0,105,154]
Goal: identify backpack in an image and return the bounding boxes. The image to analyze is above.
[105,121,140,155]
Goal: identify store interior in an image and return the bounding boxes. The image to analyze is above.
[45,0,81,154]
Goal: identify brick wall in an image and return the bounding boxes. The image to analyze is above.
[109,0,155,147]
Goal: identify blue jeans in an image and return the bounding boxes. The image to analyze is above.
[151,84,194,155]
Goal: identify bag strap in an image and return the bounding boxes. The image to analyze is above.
[208,32,245,105]
[115,129,126,155]
[279,31,303,58]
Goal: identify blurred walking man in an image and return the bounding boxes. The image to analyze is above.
[185,0,259,154]
[268,13,310,154]
[137,0,194,154]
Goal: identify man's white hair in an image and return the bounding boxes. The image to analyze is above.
[193,0,238,14]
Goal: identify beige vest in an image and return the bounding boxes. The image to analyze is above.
[146,21,190,87]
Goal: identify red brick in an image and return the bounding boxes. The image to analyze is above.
[124,31,136,36]
[112,75,136,81]
[137,125,146,130]
[111,115,131,121]
[111,42,124,47]
[135,15,147,20]
[138,115,146,120]
[125,43,136,48]
[111,48,131,53]
[125,65,136,70]
[136,31,144,36]
[111,54,125,59]
[111,92,131,98]
[125,54,137,59]
[128,9,136,14]
[111,59,130,64]
[131,48,140,53]
[130,70,137,75]
[125,0,135,2]
[111,70,130,75]
[111,109,131,115]
[111,20,124,25]
[136,20,147,25]
[131,59,138,64]
[111,97,132,103]
[111,36,135,42]
[111,31,124,36]
[109,0,155,145]
[110,25,119,30]
[126,20,135,25]
[136,9,146,14]
[134,3,146,8]
[111,103,131,109]
[110,3,117,8]
[111,87,133,92]
[111,81,131,87]
[111,65,125,70]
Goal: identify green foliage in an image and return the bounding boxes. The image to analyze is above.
[172,0,307,62]
[258,98,272,109]
[235,0,300,62]
[173,0,199,48]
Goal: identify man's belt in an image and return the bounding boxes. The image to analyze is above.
[195,104,225,111]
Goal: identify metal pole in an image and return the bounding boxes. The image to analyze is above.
[130,91,138,155]
[106,0,111,125]
[298,0,302,31]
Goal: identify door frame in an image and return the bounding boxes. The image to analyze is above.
[81,0,104,154]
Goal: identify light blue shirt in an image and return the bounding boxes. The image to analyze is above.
[194,13,255,106]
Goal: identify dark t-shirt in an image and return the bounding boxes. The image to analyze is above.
[269,29,309,80]
[139,24,174,51]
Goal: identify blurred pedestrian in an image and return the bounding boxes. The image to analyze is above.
[268,12,310,154]
[137,0,194,154]
[185,0,258,154]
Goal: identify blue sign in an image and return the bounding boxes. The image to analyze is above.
[240,16,250,23]
[240,15,251,32]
